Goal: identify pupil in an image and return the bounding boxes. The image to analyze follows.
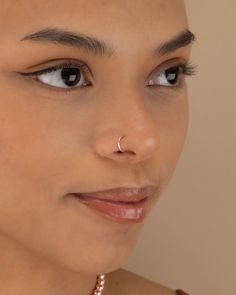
[165,67,179,85]
[61,68,81,86]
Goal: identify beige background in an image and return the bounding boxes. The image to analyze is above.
[124,1,236,295]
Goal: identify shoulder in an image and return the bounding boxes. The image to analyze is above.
[105,268,176,295]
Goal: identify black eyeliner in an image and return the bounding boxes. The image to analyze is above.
[17,60,90,76]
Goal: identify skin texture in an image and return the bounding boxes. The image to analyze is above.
[0,0,192,294]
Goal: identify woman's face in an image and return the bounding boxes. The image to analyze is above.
[0,0,192,274]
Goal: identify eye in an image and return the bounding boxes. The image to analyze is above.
[18,61,91,90]
[147,63,196,88]
[38,67,89,89]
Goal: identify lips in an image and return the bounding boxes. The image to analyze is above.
[69,185,158,223]
[72,194,151,223]
[72,185,158,203]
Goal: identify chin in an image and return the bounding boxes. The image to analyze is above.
[39,232,140,276]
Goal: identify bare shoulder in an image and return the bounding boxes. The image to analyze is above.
[105,268,176,295]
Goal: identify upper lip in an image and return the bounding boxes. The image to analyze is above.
[73,185,158,203]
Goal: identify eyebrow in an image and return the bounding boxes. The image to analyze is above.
[20,27,196,58]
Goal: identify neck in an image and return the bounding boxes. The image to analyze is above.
[0,235,101,295]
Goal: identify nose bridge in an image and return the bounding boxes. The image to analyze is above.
[93,82,160,163]
[107,82,155,132]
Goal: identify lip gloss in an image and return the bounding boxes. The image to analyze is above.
[72,194,151,224]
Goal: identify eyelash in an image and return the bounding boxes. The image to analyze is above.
[148,62,197,90]
[18,59,197,94]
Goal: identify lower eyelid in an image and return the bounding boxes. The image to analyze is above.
[27,78,183,93]
[21,75,80,94]
[148,68,183,86]
[148,74,185,89]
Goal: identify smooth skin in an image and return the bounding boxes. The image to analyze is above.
[0,1,193,294]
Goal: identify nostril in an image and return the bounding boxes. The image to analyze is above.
[127,150,135,155]
[117,150,135,155]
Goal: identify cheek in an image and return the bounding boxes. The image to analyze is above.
[0,95,87,271]
[0,100,54,192]
[0,80,78,196]
[158,96,189,183]
[0,86,74,239]
[0,96,46,223]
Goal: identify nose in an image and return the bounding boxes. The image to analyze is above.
[93,94,160,164]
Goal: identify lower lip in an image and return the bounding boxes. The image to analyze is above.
[71,194,151,224]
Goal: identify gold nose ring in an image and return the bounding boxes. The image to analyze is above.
[117,136,125,152]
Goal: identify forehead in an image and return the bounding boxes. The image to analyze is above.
[0,0,187,42]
